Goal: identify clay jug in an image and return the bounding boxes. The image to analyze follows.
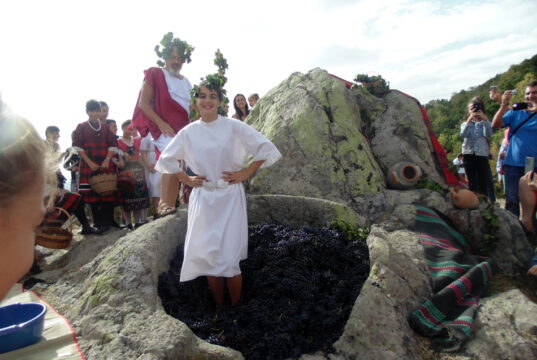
[386,162,422,189]
[450,187,479,209]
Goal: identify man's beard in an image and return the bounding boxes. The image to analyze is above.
[167,66,181,77]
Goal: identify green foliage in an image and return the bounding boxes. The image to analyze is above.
[190,49,229,119]
[479,204,500,255]
[330,219,369,242]
[415,179,448,194]
[154,32,194,67]
[352,74,390,97]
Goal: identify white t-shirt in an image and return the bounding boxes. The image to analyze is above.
[162,68,192,113]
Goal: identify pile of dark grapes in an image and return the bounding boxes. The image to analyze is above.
[158,223,370,360]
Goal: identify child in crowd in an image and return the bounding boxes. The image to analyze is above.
[248,93,259,108]
[45,125,61,153]
[453,153,467,185]
[140,133,161,218]
[64,131,81,193]
[44,125,101,235]
[118,120,149,229]
[106,119,127,228]
[106,119,119,139]
[73,99,119,233]
[0,100,52,301]
[99,101,109,123]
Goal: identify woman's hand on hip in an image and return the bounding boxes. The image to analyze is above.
[222,168,255,184]
[184,175,207,187]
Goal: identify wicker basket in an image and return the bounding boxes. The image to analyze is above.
[35,207,73,249]
[89,172,117,196]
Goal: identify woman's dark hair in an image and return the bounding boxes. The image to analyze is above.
[196,79,224,102]
[99,101,108,108]
[233,94,249,119]
[86,99,101,112]
[468,96,485,113]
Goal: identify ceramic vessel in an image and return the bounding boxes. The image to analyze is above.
[450,187,480,209]
[387,162,422,189]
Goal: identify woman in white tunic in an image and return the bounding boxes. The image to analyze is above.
[155,83,280,306]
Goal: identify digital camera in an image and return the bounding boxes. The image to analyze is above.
[513,102,529,111]
[471,103,482,112]
[510,89,518,95]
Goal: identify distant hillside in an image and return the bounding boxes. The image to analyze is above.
[425,54,537,178]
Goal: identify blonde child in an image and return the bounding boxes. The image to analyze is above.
[0,101,51,301]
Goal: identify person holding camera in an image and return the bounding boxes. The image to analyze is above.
[492,80,537,216]
[460,97,493,196]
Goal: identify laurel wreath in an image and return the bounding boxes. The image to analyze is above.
[190,49,230,118]
[154,32,194,67]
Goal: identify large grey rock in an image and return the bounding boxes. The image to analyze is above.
[247,68,385,206]
[332,213,431,360]
[445,202,534,274]
[463,289,537,359]
[369,90,446,186]
[36,210,244,360]
[247,194,366,228]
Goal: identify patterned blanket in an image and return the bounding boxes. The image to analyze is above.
[408,205,499,352]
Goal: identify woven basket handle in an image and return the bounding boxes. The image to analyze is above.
[53,206,73,233]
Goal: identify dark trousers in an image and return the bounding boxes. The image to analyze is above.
[90,202,114,227]
[463,154,491,196]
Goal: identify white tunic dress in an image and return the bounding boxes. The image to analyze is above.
[140,134,161,198]
[155,116,281,281]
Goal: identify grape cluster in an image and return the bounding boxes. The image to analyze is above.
[158,222,370,360]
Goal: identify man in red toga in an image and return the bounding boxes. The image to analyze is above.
[132,32,194,216]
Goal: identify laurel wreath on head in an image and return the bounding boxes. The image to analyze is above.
[154,32,194,67]
[190,49,230,118]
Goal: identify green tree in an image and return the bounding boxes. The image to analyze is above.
[353,74,390,97]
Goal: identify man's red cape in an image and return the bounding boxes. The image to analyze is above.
[131,67,190,140]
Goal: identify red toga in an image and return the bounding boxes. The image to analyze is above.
[131,67,190,141]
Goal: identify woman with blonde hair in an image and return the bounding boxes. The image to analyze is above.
[0,101,51,300]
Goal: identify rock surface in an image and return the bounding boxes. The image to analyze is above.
[247,69,385,209]
[369,90,446,186]
[26,68,537,360]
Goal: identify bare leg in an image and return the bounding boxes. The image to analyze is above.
[227,274,243,306]
[160,173,180,212]
[207,276,225,305]
[152,197,160,215]
[519,178,536,231]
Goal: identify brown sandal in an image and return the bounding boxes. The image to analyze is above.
[158,204,177,218]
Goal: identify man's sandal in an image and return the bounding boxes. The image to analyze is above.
[158,204,177,218]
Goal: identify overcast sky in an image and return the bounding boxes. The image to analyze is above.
[1,0,536,150]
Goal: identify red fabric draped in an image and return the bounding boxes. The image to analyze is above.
[131,67,190,141]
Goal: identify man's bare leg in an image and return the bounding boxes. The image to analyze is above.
[159,173,179,214]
